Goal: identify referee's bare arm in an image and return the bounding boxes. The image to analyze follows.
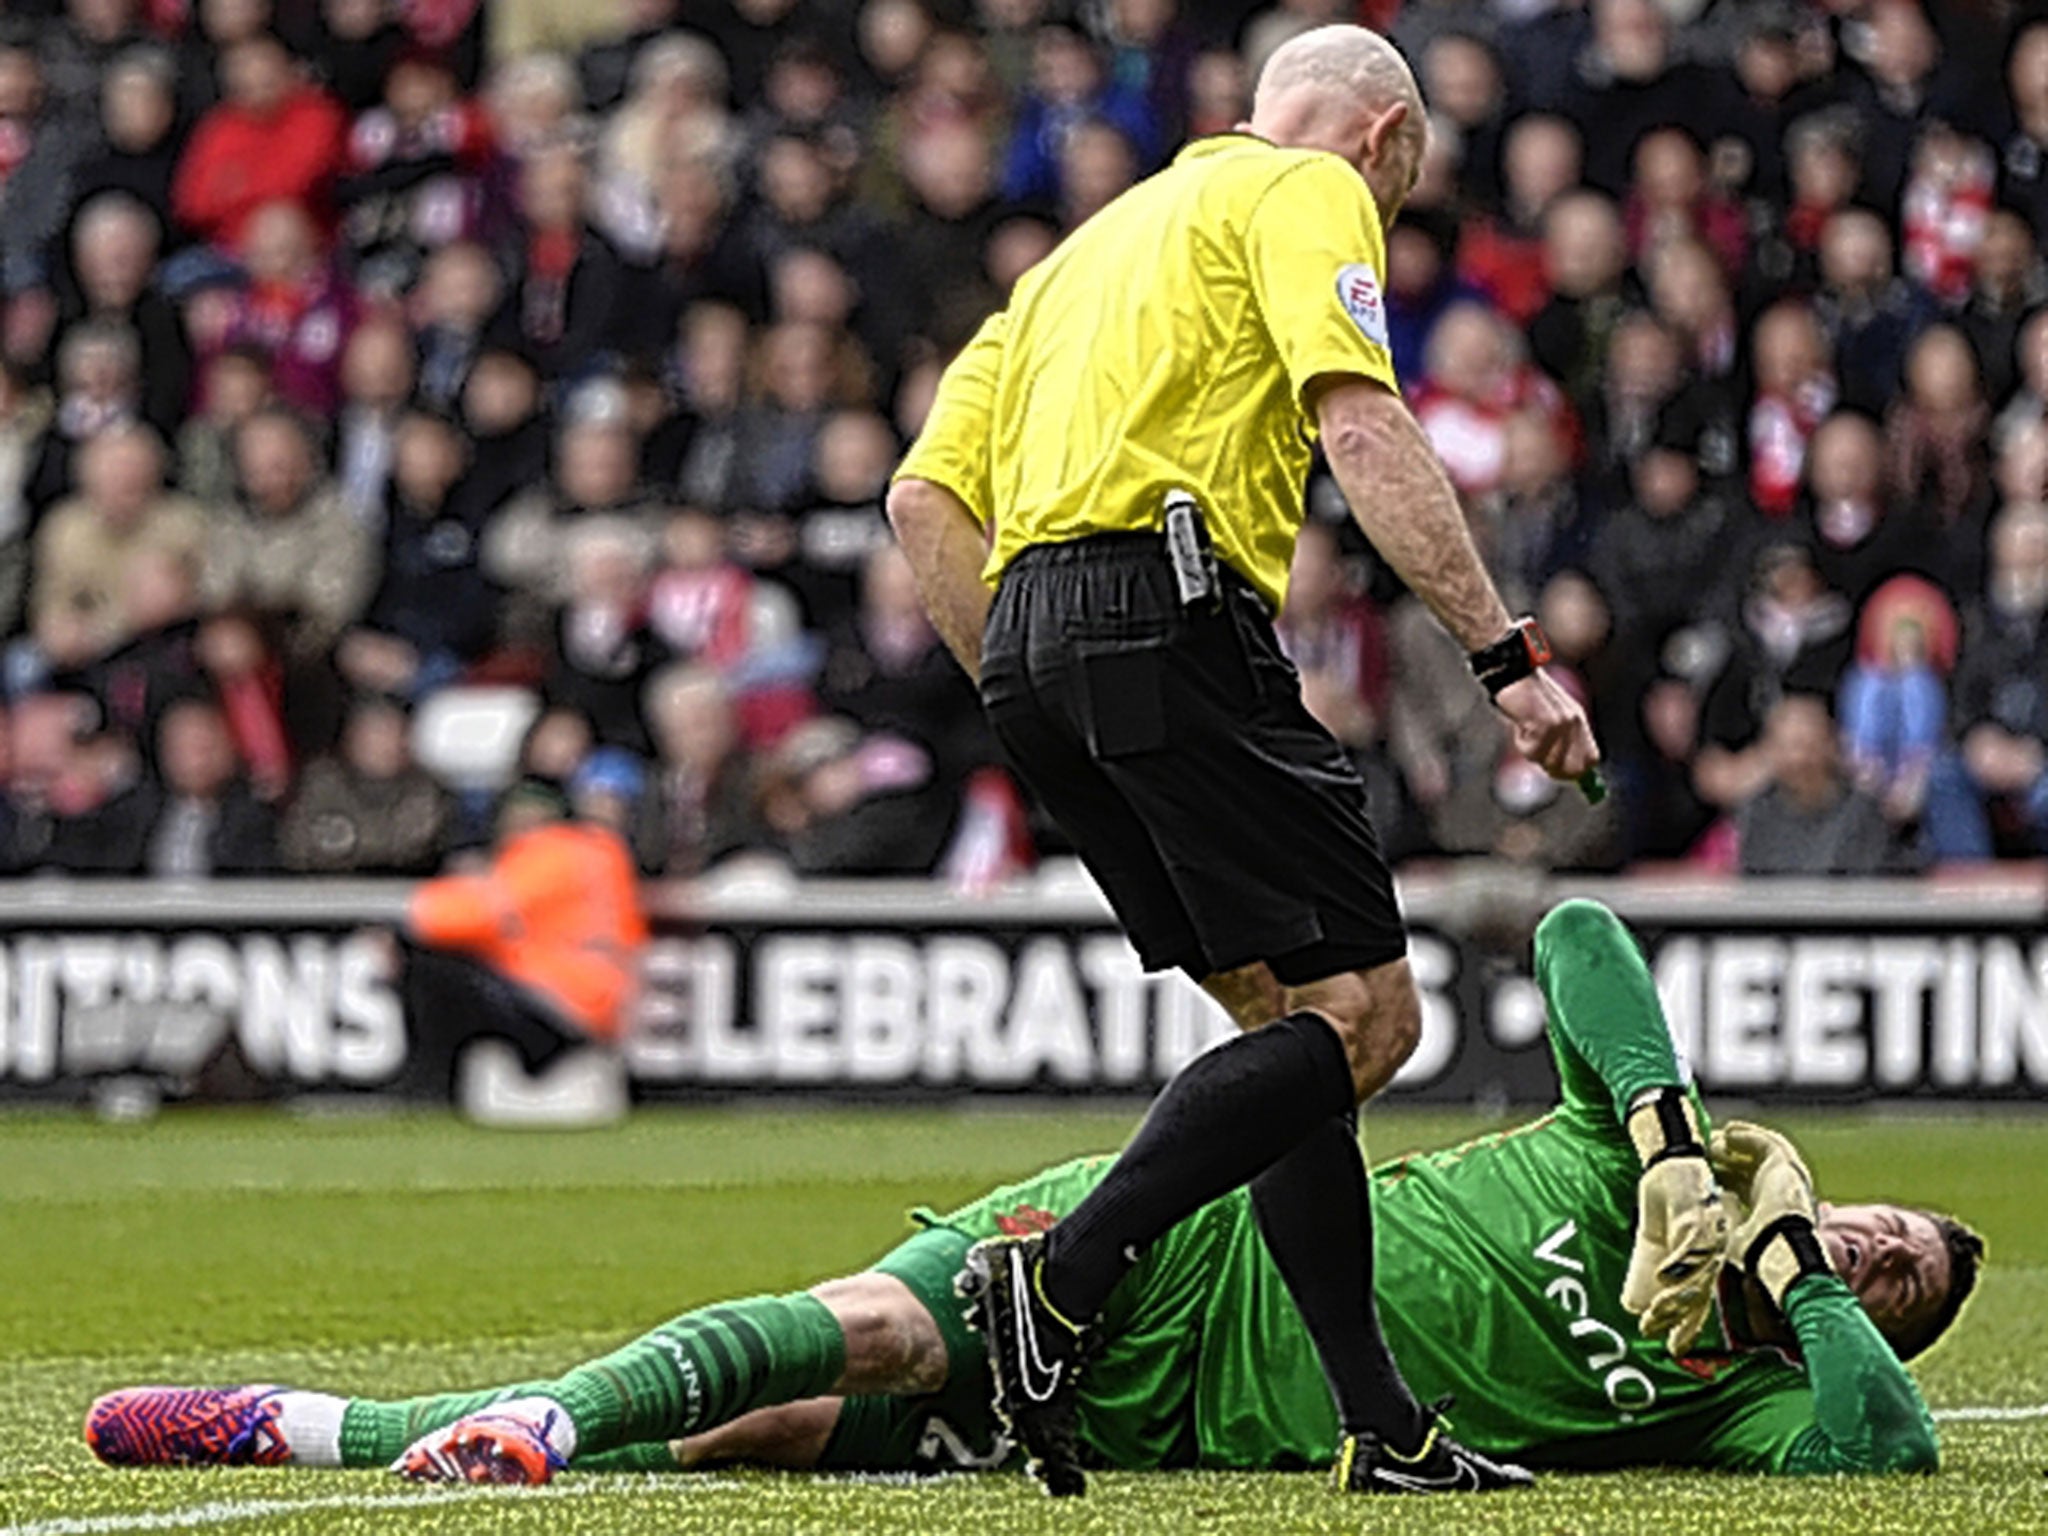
[1316,376,1599,782]
[888,310,1008,683]
[886,478,990,684]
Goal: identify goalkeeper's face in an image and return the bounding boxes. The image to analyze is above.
[1816,1204,1951,1348]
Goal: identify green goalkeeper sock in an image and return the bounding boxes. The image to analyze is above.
[1532,898,1690,1118]
[336,1292,847,1466]
[339,1381,554,1467]
[547,1292,846,1456]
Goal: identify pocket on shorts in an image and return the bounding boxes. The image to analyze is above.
[1075,638,1168,759]
[1223,588,1301,717]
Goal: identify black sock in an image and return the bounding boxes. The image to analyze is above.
[1041,1011,1354,1321]
[1250,1109,1424,1445]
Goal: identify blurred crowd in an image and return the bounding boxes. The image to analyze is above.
[0,0,2041,885]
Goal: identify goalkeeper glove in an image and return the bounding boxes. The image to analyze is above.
[1707,1117,1810,1203]
[1712,1120,1836,1314]
[1621,1087,1730,1357]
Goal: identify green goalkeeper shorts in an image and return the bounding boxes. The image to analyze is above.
[825,1154,1239,1475]
[821,1155,1116,1473]
[819,1224,1008,1473]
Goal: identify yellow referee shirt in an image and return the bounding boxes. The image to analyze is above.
[897,308,1007,531]
[896,133,1401,612]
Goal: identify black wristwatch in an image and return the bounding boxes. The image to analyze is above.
[1468,617,1553,697]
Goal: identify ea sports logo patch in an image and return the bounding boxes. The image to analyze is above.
[1336,263,1390,348]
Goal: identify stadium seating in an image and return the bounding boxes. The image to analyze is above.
[0,0,2037,883]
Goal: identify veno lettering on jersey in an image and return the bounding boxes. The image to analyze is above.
[1533,1218,1658,1421]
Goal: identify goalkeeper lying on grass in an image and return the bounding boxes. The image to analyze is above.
[86,900,1981,1489]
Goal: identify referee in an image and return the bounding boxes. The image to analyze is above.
[888,26,1598,1497]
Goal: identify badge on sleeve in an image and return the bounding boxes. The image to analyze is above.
[1336,264,1390,348]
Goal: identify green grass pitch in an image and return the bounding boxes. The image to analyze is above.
[4,1103,2048,1535]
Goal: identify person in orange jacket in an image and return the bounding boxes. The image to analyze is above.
[397,777,648,1100]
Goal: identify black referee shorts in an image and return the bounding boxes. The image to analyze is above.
[980,533,1407,987]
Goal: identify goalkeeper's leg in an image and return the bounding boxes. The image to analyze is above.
[86,1275,948,1477]
[381,1274,946,1478]
[1532,897,1671,1055]
[1534,898,1729,1357]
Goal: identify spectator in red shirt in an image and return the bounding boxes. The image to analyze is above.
[650,506,816,744]
[1901,120,1994,308]
[1411,301,1576,500]
[647,507,756,674]
[1748,300,1838,519]
[1459,113,1582,328]
[171,34,347,255]
[1625,126,1747,282]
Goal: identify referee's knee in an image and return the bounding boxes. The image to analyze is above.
[1287,962,1421,1102]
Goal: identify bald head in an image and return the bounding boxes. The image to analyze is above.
[1256,25,1420,116]
[1250,26,1426,219]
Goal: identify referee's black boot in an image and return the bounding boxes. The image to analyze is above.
[955,1233,1092,1497]
[1333,1396,1536,1494]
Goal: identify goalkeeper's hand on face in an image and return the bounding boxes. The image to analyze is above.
[1711,1120,1837,1314]
[1621,1087,1730,1357]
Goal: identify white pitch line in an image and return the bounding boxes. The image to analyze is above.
[9,1422,2048,1536]
[1934,1404,2048,1422]
[0,1475,738,1536]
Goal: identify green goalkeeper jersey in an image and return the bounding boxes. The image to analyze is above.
[1189,1113,1798,1472]
[931,901,1937,1479]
